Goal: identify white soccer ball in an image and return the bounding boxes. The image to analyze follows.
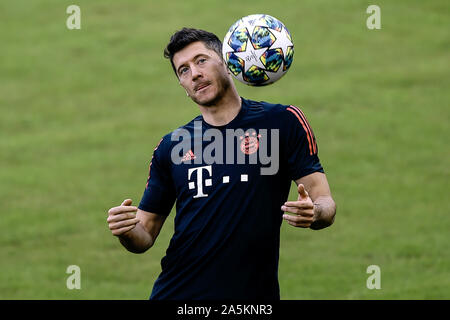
[222,14,294,86]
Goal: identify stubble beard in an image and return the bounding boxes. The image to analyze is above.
[191,74,232,107]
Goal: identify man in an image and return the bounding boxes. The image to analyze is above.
[107,28,336,300]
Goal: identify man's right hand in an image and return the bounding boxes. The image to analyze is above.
[107,199,140,237]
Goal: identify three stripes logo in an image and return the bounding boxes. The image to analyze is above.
[286,105,317,156]
[181,150,196,162]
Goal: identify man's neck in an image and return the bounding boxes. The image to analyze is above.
[198,91,242,127]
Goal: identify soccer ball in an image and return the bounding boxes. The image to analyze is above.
[222,14,294,86]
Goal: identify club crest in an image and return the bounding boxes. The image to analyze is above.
[240,132,261,155]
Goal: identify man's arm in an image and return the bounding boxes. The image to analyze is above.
[282,172,336,230]
[107,199,167,253]
[297,172,336,230]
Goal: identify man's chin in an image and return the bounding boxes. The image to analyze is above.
[191,80,230,107]
[192,93,220,107]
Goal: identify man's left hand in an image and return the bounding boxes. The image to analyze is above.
[281,184,315,228]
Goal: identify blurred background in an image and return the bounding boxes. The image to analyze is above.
[0,0,448,299]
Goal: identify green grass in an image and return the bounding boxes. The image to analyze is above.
[0,0,449,299]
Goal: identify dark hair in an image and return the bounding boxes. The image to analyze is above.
[164,27,223,76]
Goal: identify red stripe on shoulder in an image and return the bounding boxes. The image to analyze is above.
[286,107,313,156]
[146,138,164,188]
[290,106,317,154]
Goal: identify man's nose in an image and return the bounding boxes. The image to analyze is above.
[190,65,202,80]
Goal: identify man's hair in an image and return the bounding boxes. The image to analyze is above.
[164,27,223,76]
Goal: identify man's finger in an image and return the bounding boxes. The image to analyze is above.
[286,220,311,228]
[297,184,309,200]
[281,206,314,216]
[107,212,137,223]
[121,199,133,206]
[283,201,314,209]
[108,206,138,216]
[109,218,140,230]
[111,224,136,237]
[282,214,313,227]
[283,214,313,223]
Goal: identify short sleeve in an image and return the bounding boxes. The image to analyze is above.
[138,136,176,216]
[283,105,324,180]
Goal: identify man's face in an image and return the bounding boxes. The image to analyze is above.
[172,41,232,107]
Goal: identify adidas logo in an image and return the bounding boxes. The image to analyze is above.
[181,150,196,162]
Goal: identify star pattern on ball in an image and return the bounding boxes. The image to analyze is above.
[222,40,235,59]
[233,38,268,73]
[240,16,260,36]
[269,27,293,59]
[264,60,286,80]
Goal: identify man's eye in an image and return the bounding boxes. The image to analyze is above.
[179,67,189,75]
[198,58,207,64]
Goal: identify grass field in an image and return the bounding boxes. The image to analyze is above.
[0,0,449,299]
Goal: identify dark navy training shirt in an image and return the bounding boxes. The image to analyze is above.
[139,97,323,300]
